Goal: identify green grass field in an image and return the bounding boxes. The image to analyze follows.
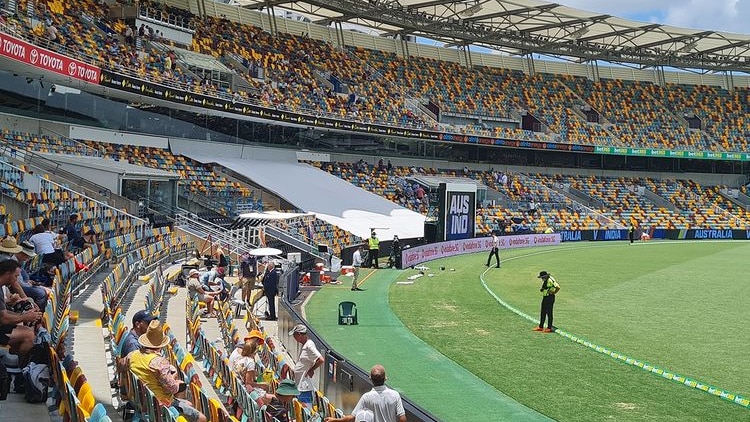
[388,241,750,421]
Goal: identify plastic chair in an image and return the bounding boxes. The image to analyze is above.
[338,301,358,325]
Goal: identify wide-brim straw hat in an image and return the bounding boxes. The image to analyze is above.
[138,320,170,349]
[0,237,22,254]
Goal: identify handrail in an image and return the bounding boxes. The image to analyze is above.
[265,224,327,260]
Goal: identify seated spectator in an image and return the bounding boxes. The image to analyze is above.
[118,310,155,401]
[204,269,230,302]
[231,330,272,403]
[265,379,300,422]
[0,260,42,366]
[29,263,56,288]
[186,269,220,315]
[127,320,206,422]
[29,220,72,266]
[64,214,88,250]
[0,237,41,308]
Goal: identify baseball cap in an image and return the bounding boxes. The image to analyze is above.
[288,324,307,336]
[216,266,225,276]
[355,410,374,422]
[132,310,156,326]
[188,269,200,277]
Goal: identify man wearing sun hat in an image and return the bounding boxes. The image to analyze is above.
[0,236,42,309]
[533,271,560,333]
[186,268,220,315]
[264,378,299,422]
[127,320,207,422]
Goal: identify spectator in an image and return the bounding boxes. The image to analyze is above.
[125,25,134,46]
[120,310,156,360]
[0,237,37,307]
[6,241,48,309]
[64,214,87,250]
[186,269,220,316]
[28,263,56,288]
[0,259,42,365]
[29,220,70,266]
[264,379,299,422]
[261,263,278,321]
[228,329,263,368]
[324,365,406,422]
[289,324,323,406]
[46,22,58,42]
[127,321,207,422]
[231,331,272,403]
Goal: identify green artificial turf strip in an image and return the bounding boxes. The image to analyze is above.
[389,241,750,421]
[304,268,552,422]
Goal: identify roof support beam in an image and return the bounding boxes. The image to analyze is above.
[575,24,660,43]
[521,14,609,34]
[636,31,713,50]
[464,3,559,22]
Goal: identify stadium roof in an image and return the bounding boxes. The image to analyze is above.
[236,0,750,72]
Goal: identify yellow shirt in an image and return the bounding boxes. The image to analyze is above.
[128,350,173,405]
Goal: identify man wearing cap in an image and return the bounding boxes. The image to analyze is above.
[289,324,324,406]
[0,260,42,365]
[127,320,206,422]
[324,365,406,422]
[533,271,560,333]
[186,269,220,315]
[121,310,156,360]
[265,378,300,422]
[0,236,43,309]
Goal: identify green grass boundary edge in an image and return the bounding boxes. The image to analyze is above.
[478,265,750,410]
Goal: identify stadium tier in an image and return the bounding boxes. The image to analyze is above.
[3,0,750,150]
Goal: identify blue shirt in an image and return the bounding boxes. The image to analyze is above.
[121,329,141,358]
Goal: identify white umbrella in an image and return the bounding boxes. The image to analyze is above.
[249,247,283,257]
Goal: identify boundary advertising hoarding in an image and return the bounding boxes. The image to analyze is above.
[402,233,561,268]
[0,31,100,84]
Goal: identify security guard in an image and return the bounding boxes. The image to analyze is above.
[367,231,380,268]
[533,271,560,333]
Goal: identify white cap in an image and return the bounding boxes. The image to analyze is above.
[355,410,374,422]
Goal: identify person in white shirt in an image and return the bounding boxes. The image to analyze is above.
[351,245,364,291]
[28,220,71,266]
[289,324,324,406]
[324,365,406,422]
[486,232,500,268]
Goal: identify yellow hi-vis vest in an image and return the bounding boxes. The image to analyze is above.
[128,351,173,405]
[368,237,379,250]
[542,276,559,296]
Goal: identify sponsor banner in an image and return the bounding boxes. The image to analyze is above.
[0,31,100,84]
[401,233,560,268]
[97,69,750,162]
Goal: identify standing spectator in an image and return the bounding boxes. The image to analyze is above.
[501,172,508,187]
[324,365,406,422]
[386,160,393,174]
[485,232,500,268]
[138,23,146,37]
[288,324,323,406]
[367,231,380,269]
[351,245,363,291]
[124,25,134,46]
[127,321,206,422]
[528,199,537,217]
[46,22,58,42]
[533,271,560,333]
[0,260,41,365]
[261,263,278,321]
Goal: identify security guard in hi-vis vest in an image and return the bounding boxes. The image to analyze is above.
[533,271,560,333]
[367,231,380,268]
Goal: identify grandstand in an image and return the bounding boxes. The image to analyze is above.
[1,0,750,421]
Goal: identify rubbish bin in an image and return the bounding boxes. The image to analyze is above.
[310,270,321,286]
